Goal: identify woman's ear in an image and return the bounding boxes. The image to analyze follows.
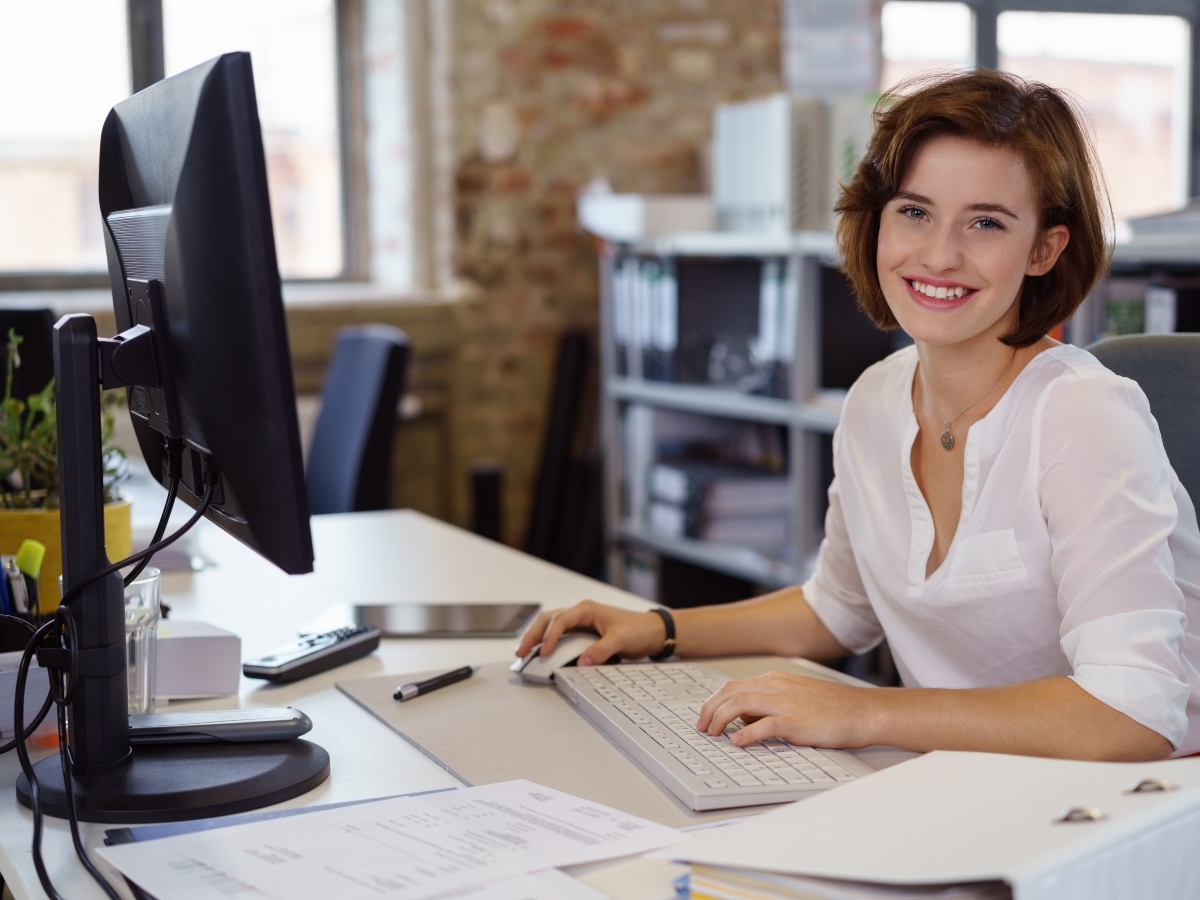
[1027,225,1070,277]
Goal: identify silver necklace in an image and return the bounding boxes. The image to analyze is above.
[920,348,1017,451]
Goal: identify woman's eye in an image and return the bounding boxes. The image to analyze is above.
[898,205,926,221]
[973,217,1004,232]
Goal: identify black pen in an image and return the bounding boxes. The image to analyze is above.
[394,665,480,702]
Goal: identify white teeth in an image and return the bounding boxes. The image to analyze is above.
[910,280,969,299]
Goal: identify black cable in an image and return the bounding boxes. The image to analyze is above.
[50,607,122,900]
[60,478,216,609]
[7,472,216,900]
[124,475,178,586]
[125,439,185,586]
[13,618,66,900]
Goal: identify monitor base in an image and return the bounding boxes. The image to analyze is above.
[15,739,330,824]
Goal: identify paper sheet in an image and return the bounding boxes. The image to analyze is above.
[96,780,682,900]
[443,869,604,899]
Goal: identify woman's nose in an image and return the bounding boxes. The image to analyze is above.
[918,222,963,273]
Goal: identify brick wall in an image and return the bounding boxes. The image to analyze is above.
[449,0,783,544]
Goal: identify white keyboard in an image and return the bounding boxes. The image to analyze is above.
[554,662,872,811]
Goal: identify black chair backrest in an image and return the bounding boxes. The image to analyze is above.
[1086,333,1200,506]
[307,325,410,515]
[0,309,55,401]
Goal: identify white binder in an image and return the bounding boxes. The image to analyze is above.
[656,750,1200,899]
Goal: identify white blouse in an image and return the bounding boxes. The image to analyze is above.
[802,343,1200,755]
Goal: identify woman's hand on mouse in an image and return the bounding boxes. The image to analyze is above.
[515,601,668,667]
[696,670,876,750]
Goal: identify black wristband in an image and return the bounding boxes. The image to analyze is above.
[648,607,676,661]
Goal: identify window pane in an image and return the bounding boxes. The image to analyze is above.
[881,2,973,93]
[999,12,1190,239]
[164,0,343,279]
[0,0,130,273]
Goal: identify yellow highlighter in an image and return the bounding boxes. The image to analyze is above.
[13,540,46,617]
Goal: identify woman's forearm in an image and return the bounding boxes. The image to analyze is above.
[675,586,850,661]
[865,676,1173,761]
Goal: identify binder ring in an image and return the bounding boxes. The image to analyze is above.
[1055,806,1107,823]
[1128,778,1176,794]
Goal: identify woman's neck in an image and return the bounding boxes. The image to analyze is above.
[915,333,1023,416]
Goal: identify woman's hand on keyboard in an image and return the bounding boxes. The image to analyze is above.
[695,670,875,750]
[515,601,668,667]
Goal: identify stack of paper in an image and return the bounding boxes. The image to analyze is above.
[688,865,1009,899]
[659,751,1200,900]
[97,780,685,900]
[648,460,791,553]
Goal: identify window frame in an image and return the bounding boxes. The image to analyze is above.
[0,0,367,291]
[902,0,1200,195]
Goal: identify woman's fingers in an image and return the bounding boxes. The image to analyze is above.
[703,691,780,737]
[732,716,789,746]
[696,673,787,730]
[577,631,623,667]
[515,610,556,657]
[540,602,600,655]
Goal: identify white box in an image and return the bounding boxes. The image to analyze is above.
[155,620,241,700]
[577,193,715,242]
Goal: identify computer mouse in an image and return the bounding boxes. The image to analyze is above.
[511,632,602,684]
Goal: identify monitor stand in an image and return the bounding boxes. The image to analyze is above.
[15,742,329,823]
[14,314,329,824]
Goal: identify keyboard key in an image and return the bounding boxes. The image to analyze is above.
[780,770,811,784]
[614,705,653,726]
[823,767,856,782]
[798,749,833,764]
[732,773,762,786]
[757,772,786,786]
[704,779,730,789]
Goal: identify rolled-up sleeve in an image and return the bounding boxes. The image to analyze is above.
[1038,374,1190,749]
[803,427,885,655]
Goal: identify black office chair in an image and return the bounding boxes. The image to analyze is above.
[307,325,411,515]
[0,308,55,401]
[1086,333,1200,505]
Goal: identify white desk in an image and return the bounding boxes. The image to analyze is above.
[0,510,654,900]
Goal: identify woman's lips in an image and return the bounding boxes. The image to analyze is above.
[904,278,976,310]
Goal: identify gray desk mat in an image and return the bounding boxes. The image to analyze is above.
[337,656,916,829]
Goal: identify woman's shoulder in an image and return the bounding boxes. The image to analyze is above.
[1026,343,1159,453]
[1028,343,1150,411]
[842,344,918,412]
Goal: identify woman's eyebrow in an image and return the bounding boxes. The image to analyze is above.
[967,202,1019,219]
[895,191,1020,220]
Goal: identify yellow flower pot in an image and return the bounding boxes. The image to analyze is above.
[0,500,133,612]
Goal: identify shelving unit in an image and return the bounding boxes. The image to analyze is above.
[597,231,898,603]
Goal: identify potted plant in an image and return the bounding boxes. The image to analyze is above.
[0,329,131,611]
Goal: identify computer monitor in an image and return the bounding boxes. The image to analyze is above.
[15,53,327,823]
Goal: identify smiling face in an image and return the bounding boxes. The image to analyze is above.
[876,134,1068,349]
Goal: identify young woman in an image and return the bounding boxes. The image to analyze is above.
[517,70,1200,762]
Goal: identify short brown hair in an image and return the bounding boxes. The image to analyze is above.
[834,69,1111,347]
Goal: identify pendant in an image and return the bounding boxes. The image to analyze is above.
[940,429,954,451]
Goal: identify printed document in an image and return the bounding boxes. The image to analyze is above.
[96,780,683,900]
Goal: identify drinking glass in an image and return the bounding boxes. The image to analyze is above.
[124,567,161,715]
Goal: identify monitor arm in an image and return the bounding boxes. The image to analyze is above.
[54,313,135,775]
